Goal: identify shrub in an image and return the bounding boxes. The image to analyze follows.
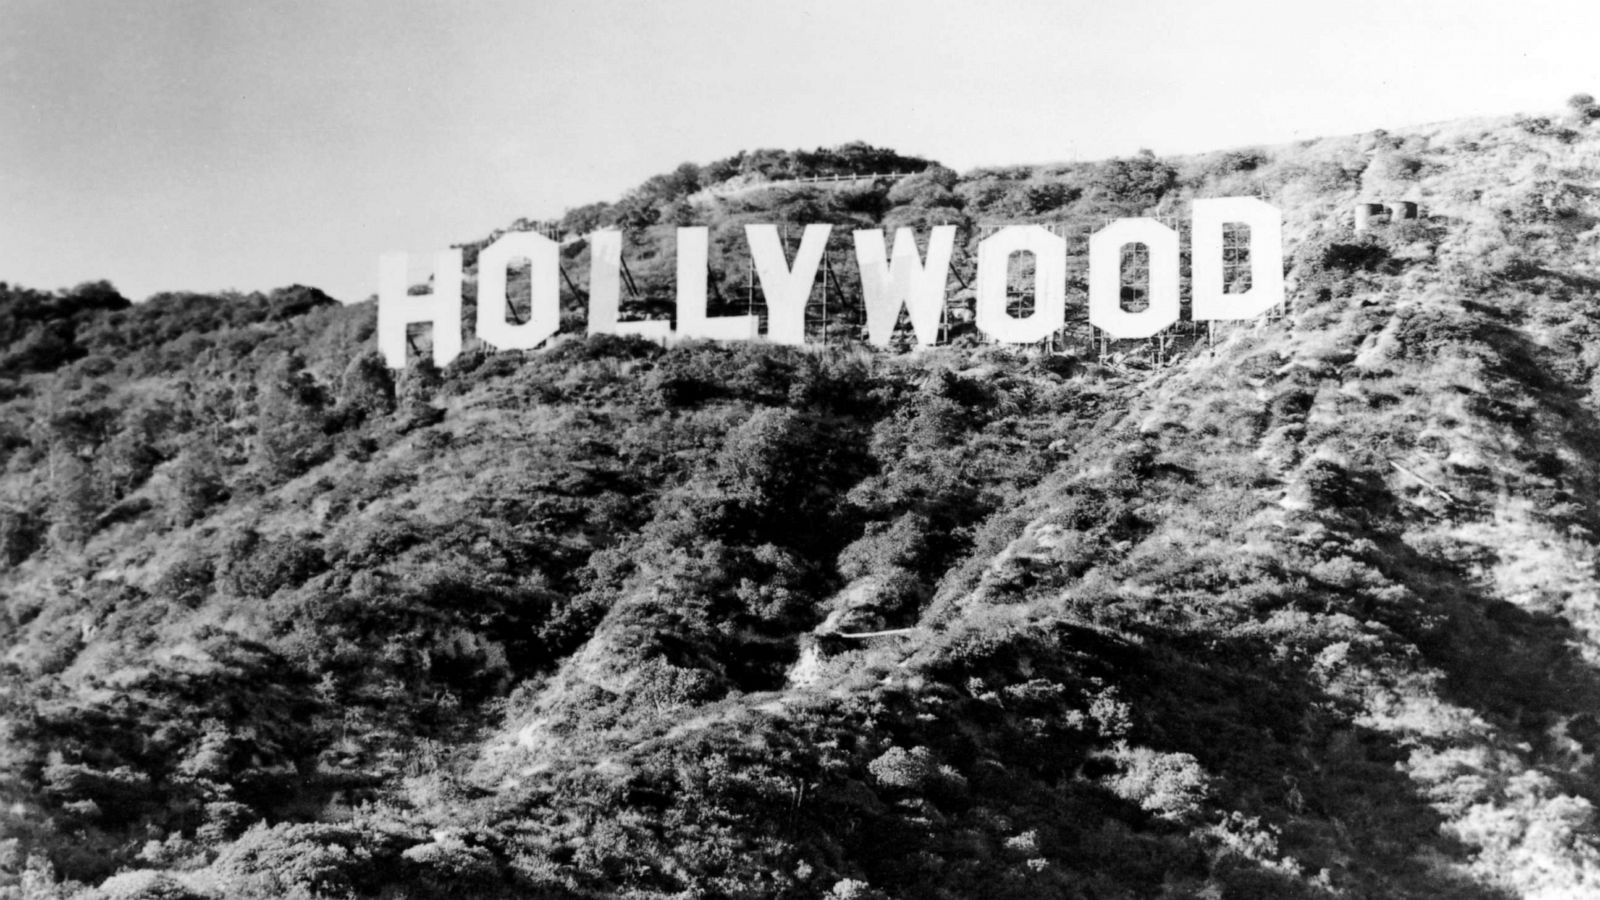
[1089,153,1178,207]
[0,505,43,565]
[1190,149,1269,185]
[396,358,445,429]
[1515,114,1579,142]
[213,822,377,896]
[90,870,206,900]
[1021,180,1080,214]
[401,836,501,888]
[337,350,396,421]
[868,745,938,790]
[560,202,611,236]
[166,444,227,527]
[252,353,331,480]
[47,451,104,548]
[221,530,327,599]
[1101,745,1212,822]
[1568,92,1599,122]
[1386,305,1477,359]
[829,879,891,900]
[1366,152,1423,183]
[1294,234,1390,282]
[197,800,257,845]
[99,406,173,498]
[1301,459,1359,507]
[42,764,154,825]
[150,553,214,607]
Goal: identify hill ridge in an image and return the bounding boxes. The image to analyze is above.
[6,100,1600,899]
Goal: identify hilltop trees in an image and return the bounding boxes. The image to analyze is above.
[1088,151,1179,209]
[0,281,129,377]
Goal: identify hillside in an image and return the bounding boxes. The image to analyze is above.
[6,102,1600,899]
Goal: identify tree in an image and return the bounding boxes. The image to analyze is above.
[609,194,661,237]
[887,167,963,210]
[167,443,227,527]
[252,352,331,480]
[1090,154,1178,207]
[0,505,43,566]
[396,357,445,430]
[337,350,396,422]
[560,202,611,237]
[99,402,176,499]
[47,450,102,549]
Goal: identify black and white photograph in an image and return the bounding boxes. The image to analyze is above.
[4,1,1600,897]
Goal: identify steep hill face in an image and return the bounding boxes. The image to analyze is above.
[6,112,1600,899]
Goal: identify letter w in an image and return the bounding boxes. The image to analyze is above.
[853,226,955,349]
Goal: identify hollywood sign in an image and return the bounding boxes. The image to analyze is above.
[378,197,1283,368]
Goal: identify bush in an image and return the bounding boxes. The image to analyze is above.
[1568,92,1599,122]
[221,530,327,599]
[1021,180,1080,214]
[213,823,377,896]
[166,444,227,527]
[1366,152,1423,183]
[47,451,104,548]
[829,879,891,900]
[868,745,938,790]
[1089,153,1178,207]
[1189,149,1269,185]
[0,505,43,565]
[1101,745,1212,822]
[150,553,214,607]
[396,358,445,429]
[1386,305,1478,359]
[887,167,962,209]
[42,764,154,825]
[1515,114,1578,142]
[252,353,331,480]
[560,201,611,237]
[90,870,206,900]
[401,836,501,889]
[1292,234,1391,297]
[337,350,396,421]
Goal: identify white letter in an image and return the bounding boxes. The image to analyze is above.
[379,250,462,369]
[1089,219,1179,340]
[586,229,671,339]
[676,227,757,341]
[1190,197,1285,321]
[747,224,831,345]
[975,225,1066,344]
[477,232,559,350]
[854,226,955,349]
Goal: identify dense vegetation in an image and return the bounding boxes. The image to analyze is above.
[5,113,1600,899]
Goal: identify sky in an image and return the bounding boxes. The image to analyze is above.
[1,0,1596,303]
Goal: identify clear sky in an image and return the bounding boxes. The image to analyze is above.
[1,0,1595,303]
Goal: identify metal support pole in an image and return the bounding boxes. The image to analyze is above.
[559,264,585,302]
[620,255,641,298]
[820,247,829,348]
